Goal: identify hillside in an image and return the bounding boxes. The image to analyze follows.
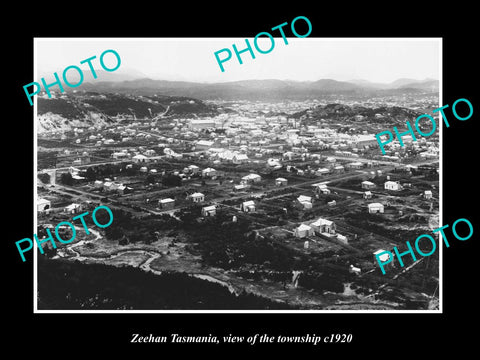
[37,92,219,132]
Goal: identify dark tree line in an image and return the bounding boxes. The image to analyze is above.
[37,257,293,310]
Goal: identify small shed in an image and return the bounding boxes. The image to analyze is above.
[201,205,216,217]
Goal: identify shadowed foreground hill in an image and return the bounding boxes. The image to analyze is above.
[37,256,294,310]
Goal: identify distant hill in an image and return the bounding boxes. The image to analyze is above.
[77,77,438,101]
[36,92,218,133]
[349,78,439,91]
[292,103,424,124]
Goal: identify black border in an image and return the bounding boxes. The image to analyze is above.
[7,5,478,354]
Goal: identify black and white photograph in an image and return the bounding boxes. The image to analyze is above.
[6,6,478,354]
[33,37,442,312]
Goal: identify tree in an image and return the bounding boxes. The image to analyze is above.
[60,172,73,185]
[162,174,181,187]
[85,167,97,181]
[38,173,50,184]
[145,174,156,185]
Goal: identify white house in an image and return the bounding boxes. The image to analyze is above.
[368,202,384,214]
[195,140,215,150]
[202,167,217,178]
[201,205,216,217]
[241,200,256,213]
[312,182,330,194]
[361,181,376,190]
[132,154,149,163]
[188,192,205,203]
[233,184,250,192]
[187,164,200,174]
[294,224,314,238]
[384,181,402,191]
[363,191,373,199]
[241,173,262,184]
[297,195,313,209]
[310,218,336,234]
[64,203,82,214]
[233,153,249,164]
[275,177,288,186]
[315,168,330,176]
[424,190,433,199]
[159,198,175,209]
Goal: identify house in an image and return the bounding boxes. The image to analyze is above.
[159,198,175,209]
[347,161,363,169]
[195,140,215,150]
[275,177,288,186]
[240,200,256,213]
[103,181,122,192]
[233,184,250,192]
[368,202,384,214]
[37,198,51,213]
[312,183,330,194]
[310,218,336,234]
[241,173,262,184]
[315,168,330,176]
[384,181,402,191]
[202,167,217,178]
[361,181,376,190]
[327,200,336,206]
[132,154,149,163]
[117,185,132,195]
[187,164,200,174]
[424,190,433,199]
[201,205,216,217]
[294,224,314,238]
[233,153,249,164]
[333,165,345,173]
[363,191,373,199]
[64,203,82,214]
[297,195,313,209]
[94,180,104,188]
[112,152,129,160]
[188,192,205,203]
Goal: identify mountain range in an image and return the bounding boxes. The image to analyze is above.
[58,74,438,101]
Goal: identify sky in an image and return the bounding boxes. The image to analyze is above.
[35,38,441,84]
